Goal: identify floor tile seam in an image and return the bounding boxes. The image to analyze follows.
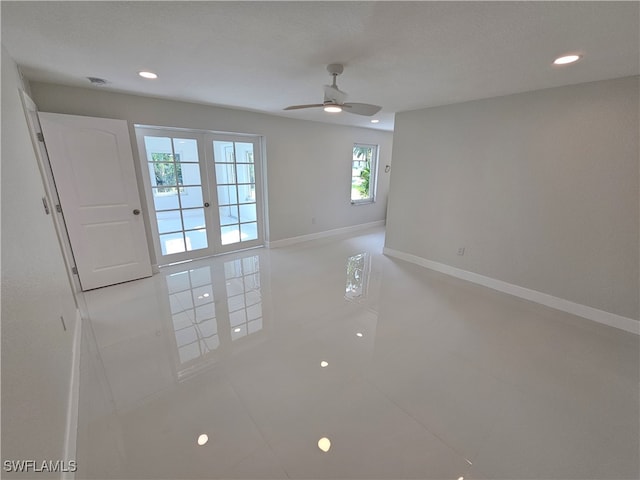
[94,327,171,351]
[460,377,628,479]
[426,344,638,475]
[363,376,492,476]
[421,322,630,401]
[220,441,285,478]
[345,301,381,317]
[451,347,618,415]
[83,287,160,310]
[313,304,380,326]
[440,346,534,398]
[171,291,201,318]
[79,325,122,418]
[221,370,293,479]
[104,378,198,419]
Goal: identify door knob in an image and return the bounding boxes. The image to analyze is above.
[133,209,141,215]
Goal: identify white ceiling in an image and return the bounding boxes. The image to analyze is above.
[2,1,638,131]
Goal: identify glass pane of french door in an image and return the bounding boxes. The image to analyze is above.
[212,139,260,250]
[142,134,211,260]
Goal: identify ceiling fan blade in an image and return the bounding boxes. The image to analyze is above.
[284,104,325,111]
[342,103,382,116]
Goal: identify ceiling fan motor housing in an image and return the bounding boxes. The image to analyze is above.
[327,64,344,76]
[324,84,347,104]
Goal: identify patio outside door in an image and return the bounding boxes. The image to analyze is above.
[136,128,264,264]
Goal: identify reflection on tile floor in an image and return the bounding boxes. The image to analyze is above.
[76,227,639,479]
[165,255,263,377]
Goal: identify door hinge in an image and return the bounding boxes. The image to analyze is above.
[37,132,45,142]
[42,197,50,215]
[72,266,78,275]
[55,204,62,213]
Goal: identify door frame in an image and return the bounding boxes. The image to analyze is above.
[19,90,81,294]
[135,125,267,265]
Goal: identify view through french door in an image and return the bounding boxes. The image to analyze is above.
[135,127,264,264]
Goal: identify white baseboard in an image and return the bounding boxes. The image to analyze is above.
[267,220,385,248]
[62,309,82,480]
[383,247,640,335]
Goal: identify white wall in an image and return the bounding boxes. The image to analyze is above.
[386,76,639,321]
[1,48,78,475]
[28,82,393,264]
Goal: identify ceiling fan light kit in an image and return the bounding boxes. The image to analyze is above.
[285,64,382,117]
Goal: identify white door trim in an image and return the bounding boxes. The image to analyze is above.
[18,90,81,294]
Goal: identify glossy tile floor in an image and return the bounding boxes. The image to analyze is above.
[76,227,639,479]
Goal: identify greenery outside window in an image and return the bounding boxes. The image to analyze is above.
[151,152,184,194]
[351,143,378,204]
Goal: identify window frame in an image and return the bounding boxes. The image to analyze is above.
[350,143,379,205]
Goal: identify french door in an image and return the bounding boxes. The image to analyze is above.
[136,127,264,264]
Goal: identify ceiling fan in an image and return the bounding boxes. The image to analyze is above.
[284,64,382,116]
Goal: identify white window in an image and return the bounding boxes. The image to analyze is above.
[351,143,378,204]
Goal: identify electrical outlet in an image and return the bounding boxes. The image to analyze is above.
[457,247,465,256]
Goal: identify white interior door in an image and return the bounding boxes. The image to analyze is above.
[39,112,152,290]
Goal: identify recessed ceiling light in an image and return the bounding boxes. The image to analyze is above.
[553,54,581,65]
[197,434,208,446]
[324,105,342,113]
[320,361,329,368]
[356,332,363,337]
[370,119,379,124]
[138,71,158,79]
[318,437,331,452]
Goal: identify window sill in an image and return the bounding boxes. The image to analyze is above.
[351,199,375,206]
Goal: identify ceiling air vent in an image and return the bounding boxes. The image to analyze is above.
[87,76,108,86]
